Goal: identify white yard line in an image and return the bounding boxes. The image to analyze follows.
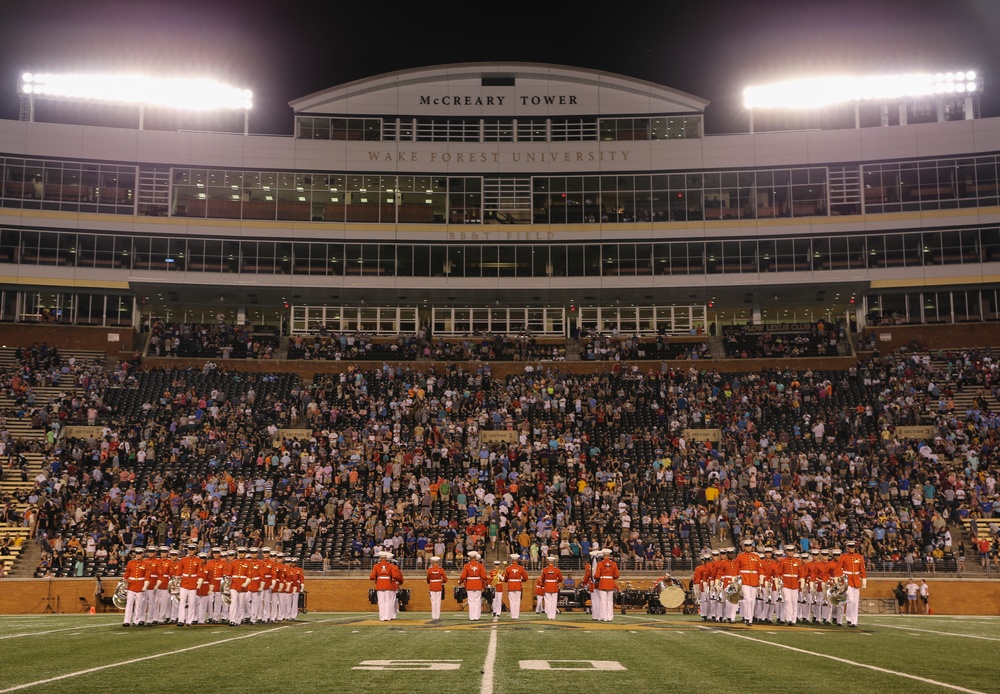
[0,622,118,640]
[480,624,498,694]
[710,627,986,694]
[0,626,289,693]
[867,622,1000,642]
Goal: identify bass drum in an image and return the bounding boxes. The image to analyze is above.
[653,578,685,609]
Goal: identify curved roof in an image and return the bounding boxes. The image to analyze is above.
[289,62,709,116]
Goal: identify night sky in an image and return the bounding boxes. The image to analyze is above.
[1,0,999,135]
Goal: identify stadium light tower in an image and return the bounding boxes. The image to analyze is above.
[17,72,253,134]
[743,70,982,132]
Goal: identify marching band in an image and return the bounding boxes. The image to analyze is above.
[117,540,866,629]
[119,545,304,627]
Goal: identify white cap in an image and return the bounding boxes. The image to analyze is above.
[468,551,479,558]
[494,560,501,565]
[377,551,388,558]
[547,555,557,562]
[430,555,441,562]
[510,554,521,560]
[601,548,612,555]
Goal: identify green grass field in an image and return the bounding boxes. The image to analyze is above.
[1,611,997,693]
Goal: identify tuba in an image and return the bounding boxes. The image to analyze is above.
[168,576,182,602]
[112,579,128,610]
[221,576,233,605]
[825,577,848,607]
[724,575,743,605]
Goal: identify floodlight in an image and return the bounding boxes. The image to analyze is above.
[744,70,983,109]
[17,73,252,111]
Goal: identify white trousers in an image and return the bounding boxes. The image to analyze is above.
[492,590,503,616]
[467,590,483,620]
[124,590,145,625]
[535,595,544,613]
[543,592,558,620]
[594,589,614,622]
[429,591,443,620]
[229,591,249,624]
[507,590,522,620]
[781,587,798,623]
[740,584,758,624]
[376,589,394,621]
[844,586,860,626]
[177,587,198,624]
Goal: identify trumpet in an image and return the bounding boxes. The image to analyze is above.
[490,561,508,587]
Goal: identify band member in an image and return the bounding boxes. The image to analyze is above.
[168,549,182,623]
[716,547,738,623]
[122,547,149,627]
[814,549,832,624]
[193,552,211,624]
[540,556,563,620]
[593,548,619,623]
[777,546,803,626]
[829,549,844,625]
[229,547,251,626]
[693,551,712,621]
[583,550,599,620]
[426,555,448,621]
[370,551,399,621]
[757,547,778,624]
[735,539,762,626]
[177,543,204,626]
[246,547,264,624]
[534,575,545,614]
[707,549,722,621]
[144,546,167,625]
[797,552,812,624]
[837,540,866,628]
[488,560,505,618]
[503,554,529,620]
[459,551,487,621]
[205,547,226,623]
[259,548,276,624]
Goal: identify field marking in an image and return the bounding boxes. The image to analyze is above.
[868,622,1000,642]
[712,627,986,694]
[481,624,497,694]
[0,622,118,641]
[0,626,289,693]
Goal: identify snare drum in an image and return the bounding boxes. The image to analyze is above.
[367,589,378,605]
[453,586,468,603]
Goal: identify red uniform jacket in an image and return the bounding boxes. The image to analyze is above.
[426,565,448,593]
[504,564,529,591]
[594,558,620,591]
[540,565,563,593]
[459,560,487,591]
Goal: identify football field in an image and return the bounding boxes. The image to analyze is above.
[0,612,997,693]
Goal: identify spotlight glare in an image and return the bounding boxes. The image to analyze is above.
[16,72,253,111]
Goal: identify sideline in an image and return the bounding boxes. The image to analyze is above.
[0,626,289,693]
[866,621,1000,642]
[708,626,986,694]
[0,622,119,640]
[480,624,498,694]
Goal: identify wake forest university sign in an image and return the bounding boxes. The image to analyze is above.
[367,150,632,163]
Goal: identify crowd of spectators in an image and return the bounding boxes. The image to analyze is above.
[723,321,844,358]
[1,336,998,583]
[148,320,279,359]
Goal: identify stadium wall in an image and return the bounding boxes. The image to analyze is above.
[0,325,137,354]
[1,577,996,615]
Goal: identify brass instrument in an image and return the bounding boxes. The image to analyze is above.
[112,579,128,610]
[168,576,181,602]
[489,561,508,587]
[825,576,848,607]
[724,575,743,605]
[221,576,233,605]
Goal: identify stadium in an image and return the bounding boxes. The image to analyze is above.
[1,62,999,693]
